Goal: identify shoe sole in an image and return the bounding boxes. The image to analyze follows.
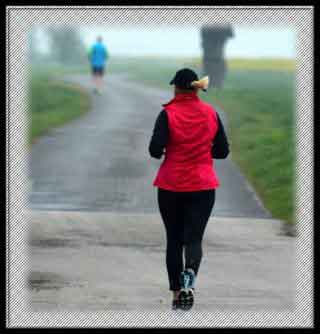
[179,289,194,311]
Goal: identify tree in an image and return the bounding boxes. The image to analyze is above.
[201,25,234,88]
[47,27,86,66]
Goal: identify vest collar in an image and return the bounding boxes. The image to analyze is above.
[162,91,199,107]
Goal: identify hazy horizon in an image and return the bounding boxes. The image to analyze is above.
[33,26,295,59]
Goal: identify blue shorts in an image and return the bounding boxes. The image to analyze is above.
[91,66,104,76]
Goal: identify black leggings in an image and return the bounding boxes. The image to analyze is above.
[157,188,216,291]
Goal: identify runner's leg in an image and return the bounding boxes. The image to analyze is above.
[92,67,104,93]
[183,190,216,276]
[97,68,103,91]
[178,190,215,310]
[158,188,184,293]
[92,67,99,92]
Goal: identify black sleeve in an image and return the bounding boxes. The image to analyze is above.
[149,110,169,159]
[212,113,230,159]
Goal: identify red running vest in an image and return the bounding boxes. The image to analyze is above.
[153,91,220,192]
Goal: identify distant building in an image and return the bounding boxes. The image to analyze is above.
[201,25,234,88]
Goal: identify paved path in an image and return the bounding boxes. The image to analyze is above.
[27,74,294,312]
[28,211,294,311]
[29,73,270,218]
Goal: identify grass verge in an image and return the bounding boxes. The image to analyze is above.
[204,69,295,230]
[29,65,91,144]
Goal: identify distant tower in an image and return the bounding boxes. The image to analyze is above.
[201,25,234,88]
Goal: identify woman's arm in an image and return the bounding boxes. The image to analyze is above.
[212,113,230,159]
[149,110,169,159]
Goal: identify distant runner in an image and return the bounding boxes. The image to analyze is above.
[88,36,109,94]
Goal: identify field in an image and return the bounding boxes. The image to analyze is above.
[107,57,295,226]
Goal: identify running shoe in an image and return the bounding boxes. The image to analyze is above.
[179,269,195,311]
[185,268,196,290]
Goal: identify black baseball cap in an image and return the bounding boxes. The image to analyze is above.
[170,68,199,90]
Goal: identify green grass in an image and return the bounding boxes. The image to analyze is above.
[29,65,91,144]
[109,57,295,227]
[204,69,295,226]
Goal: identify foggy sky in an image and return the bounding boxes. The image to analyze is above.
[34,26,295,59]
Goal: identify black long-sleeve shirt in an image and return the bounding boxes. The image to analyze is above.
[149,110,230,160]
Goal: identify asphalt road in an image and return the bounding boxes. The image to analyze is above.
[28,73,271,218]
[28,211,294,312]
[27,74,294,314]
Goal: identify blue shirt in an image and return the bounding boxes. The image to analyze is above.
[89,42,108,68]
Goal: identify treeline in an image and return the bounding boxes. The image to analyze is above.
[29,27,87,67]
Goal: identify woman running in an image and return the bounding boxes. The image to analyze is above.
[149,68,230,311]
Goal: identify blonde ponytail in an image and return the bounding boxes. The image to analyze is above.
[191,76,210,91]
